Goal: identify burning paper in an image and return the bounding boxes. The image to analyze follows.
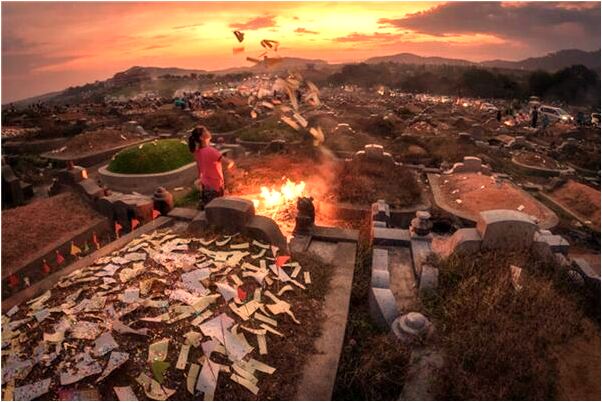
[71,321,102,340]
[136,373,175,401]
[114,386,138,401]
[233,30,244,42]
[196,359,221,400]
[96,351,129,383]
[176,344,191,370]
[93,332,119,356]
[148,338,169,362]
[13,378,51,401]
[111,319,149,336]
[60,352,103,385]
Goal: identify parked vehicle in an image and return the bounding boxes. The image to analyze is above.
[537,105,573,123]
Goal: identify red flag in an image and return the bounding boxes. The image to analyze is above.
[237,287,247,301]
[55,250,65,265]
[276,255,291,268]
[115,222,122,237]
[42,259,51,274]
[131,218,140,230]
[92,232,100,250]
[152,209,161,220]
[8,274,19,289]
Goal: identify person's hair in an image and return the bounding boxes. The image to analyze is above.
[188,125,210,152]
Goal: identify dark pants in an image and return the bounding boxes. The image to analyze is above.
[199,187,224,210]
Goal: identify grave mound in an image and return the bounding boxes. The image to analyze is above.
[107,139,193,174]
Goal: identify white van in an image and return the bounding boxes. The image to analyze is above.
[537,105,572,123]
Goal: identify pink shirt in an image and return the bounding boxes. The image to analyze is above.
[194,146,224,191]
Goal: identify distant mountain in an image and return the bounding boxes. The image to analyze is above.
[213,57,329,75]
[481,49,601,72]
[365,52,474,66]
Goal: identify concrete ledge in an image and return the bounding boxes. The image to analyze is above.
[511,156,572,177]
[1,216,110,282]
[41,138,154,167]
[3,137,70,154]
[1,216,172,313]
[369,287,399,329]
[98,161,196,194]
[312,226,359,243]
[428,173,559,230]
[373,227,411,247]
[295,242,357,400]
[167,207,198,221]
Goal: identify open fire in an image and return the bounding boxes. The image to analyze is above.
[248,178,308,237]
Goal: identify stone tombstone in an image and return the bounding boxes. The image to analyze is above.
[476,209,537,251]
[392,312,434,343]
[1,164,24,207]
[410,210,432,237]
[205,196,256,234]
[371,199,390,227]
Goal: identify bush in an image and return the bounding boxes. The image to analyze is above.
[425,250,585,400]
[108,139,194,174]
[236,117,299,142]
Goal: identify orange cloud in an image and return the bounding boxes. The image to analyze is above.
[229,15,277,30]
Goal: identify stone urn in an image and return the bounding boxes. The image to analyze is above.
[153,187,174,216]
[392,312,433,343]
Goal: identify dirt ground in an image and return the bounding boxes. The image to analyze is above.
[438,173,555,224]
[553,320,601,400]
[53,129,146,157]
[550,180,601,228]
[1,192,103,274]
[514,151,562,169]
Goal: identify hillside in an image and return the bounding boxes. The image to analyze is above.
[365,53,474,66]
[481,49,601,72]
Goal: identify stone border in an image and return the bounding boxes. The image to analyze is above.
[318,198,431,229]
[295,241,358,400]
[428,173,559,230]
[40,137,155,167]
[1,216,110,282]
[511,156,572,177]
[98,161,196,194]
[1,216,172,313]
[3,137,70,154]
[538,191,600,233]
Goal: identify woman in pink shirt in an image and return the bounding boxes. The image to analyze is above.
[188,126,234,209]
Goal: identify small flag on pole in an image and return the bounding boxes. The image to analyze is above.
[42,259,51,274]
[276,255,290,268]
[70,241,82,256]
[131,218,140,230]
[115,222,123,238]
[8,274,19,289]
[237,287,247,301]
[92,232,100,250]
[55,250,65,265]
[152,209,161,220]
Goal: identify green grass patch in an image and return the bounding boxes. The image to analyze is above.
[108,139,194,174]
[174,187,200,208]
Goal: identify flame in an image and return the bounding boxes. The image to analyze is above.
[254,179,306,210]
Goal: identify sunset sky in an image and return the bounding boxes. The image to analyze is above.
[2,1,600,102]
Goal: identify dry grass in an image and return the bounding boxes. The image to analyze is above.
[335,161,422,208]
[424,250,587,400]
[333,219,411,400]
